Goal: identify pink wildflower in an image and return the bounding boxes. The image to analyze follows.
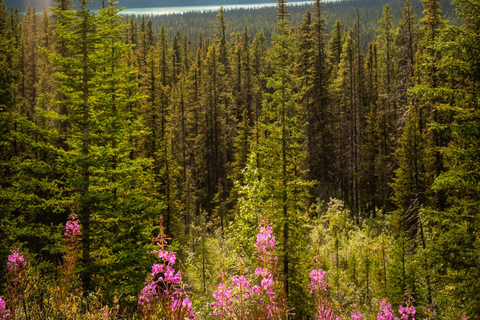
[261,274,274,291]
[255,225,276,252]
[310,269,328,293]
[7,247,26,272]
[351,312,363,320]
[0,296,10,319]
[172,297,194,318]
[138,217,196,319]
[378,299,394,320]
[151,264,164,276]
[252,285,261,295]
[231,275,250,289]
[316,305,335,320]
[153,249,177,265]
[101,309,110,319]
[397,288,416,320]
[138,281,157,306]
[64,212,81,237]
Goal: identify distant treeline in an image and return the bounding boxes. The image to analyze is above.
[126,0,457,52]
[5,0,310,11]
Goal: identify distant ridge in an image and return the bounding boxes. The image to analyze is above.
[5,0,310,11]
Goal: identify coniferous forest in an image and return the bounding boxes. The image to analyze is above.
[0,0,479,318]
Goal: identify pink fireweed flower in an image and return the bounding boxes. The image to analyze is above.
[210,282,234,318]
[164,265,182,284]
[397,288,416,320]
[316,305,335,320]
[101,309,110,319]
[232,275,250,289]
[153,249,177,265]
[64,212,81,237]
[138,281,158,306]
[0,296,10,319]
[212,283,232,306]
[172,297,195,318]
[398,305,415,320]
[255,268,270,277]
[7,247,26,272]
[351,312,363,320]
[378,299,394,320]
[261,274,274,291]
[139,217,196,319]
[152,264,164,276]
[309,269,328,294]
[255,225,276,252]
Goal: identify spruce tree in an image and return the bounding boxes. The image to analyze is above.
[45,0,159,297]
[257,6,314,312]
[396,0,418,108]
[421,0,480,315]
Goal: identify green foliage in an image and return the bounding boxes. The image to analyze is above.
[309,199,395,318]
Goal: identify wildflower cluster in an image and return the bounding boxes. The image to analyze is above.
[5,247,27,320]
[6,248,25,272]
[378,299,395,320]
[309,257,339,320]
[0,297,10,319]
[138,216,195,320]
[210,281,234,317]
[351,303,362,320]
[210,217,287,319]
[309,269,327,294]
[64,212,82,237]
[398,289,416,320]
[60,211,82,296]
[377,290,416,320]
[253,221,278,303]
[351,312,363,320]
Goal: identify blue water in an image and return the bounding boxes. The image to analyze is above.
[120,1,314,15]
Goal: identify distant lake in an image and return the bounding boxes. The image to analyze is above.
[120,1,314,15]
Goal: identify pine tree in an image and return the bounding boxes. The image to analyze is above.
[375,4,397,215]
[251,31,267,150]
[328,19,343,71]
[360,42,380,217]
[331,28,362,220]
[396,0,418,108]
[276,0,289,22]
[257,8,314,311]
[310,0,334,201]
[420,0,480,315]
[0,0,19,280]
[45,0,159,297]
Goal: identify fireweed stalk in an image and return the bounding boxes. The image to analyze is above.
[309,256,340,320]
[377,288,416,320]
[138,216,195,320]
[210,261,252,320]
[210,272,235,319]
[5,248,26,320]
[210,217,289,320]
[378,298,395,320]
[59,211,82,297]
[398,288,416,320]
[251,218,288,319]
